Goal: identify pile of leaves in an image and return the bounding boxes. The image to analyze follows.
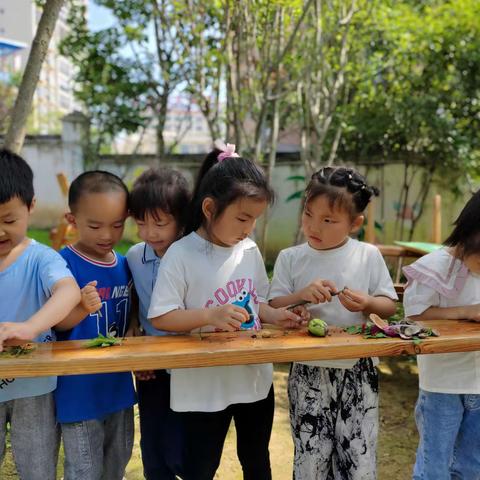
[84,334,122,348]
[345,320,438,344]
[0,344,36,357]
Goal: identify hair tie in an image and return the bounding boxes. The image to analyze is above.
[217,142,240,162]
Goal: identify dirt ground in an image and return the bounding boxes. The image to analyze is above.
[1,359,419,479]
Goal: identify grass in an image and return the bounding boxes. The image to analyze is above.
[2,230,419,478]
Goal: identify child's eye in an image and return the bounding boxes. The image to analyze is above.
[113,224,124,229]
[89,226,100,230]
[236,217,248,223]
[4,220,16,224]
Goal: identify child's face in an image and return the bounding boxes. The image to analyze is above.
[463,253,480,274]
[134,209,179,257]
[205,197,268,247]
[302,195,363,250]
[0,196,32,259]
[66,191,127,260]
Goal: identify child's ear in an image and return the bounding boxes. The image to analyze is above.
[350,214,364,234]
[201,197,216,222]
[65,212,76,226]
[28,197,36,214]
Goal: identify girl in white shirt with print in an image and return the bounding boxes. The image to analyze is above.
[269,167,397,480]
[148,144,301,480]
[404,190,480,480]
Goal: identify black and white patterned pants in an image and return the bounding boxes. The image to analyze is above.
[288,359,378,480]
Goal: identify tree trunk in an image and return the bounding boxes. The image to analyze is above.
[4,0,64,153]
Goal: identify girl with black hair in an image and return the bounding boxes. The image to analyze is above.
[147,144,302,480]
[404,190,480,479]
[269,166,397,479]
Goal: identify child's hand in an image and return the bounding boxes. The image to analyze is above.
[462,305,480,322]
[298,279,337,304]
[134,370,156,381]
[125,323,143,338]
[81,281,102,314]
[0,322,37,352]
[291,305,311,322]
[260,304,304,329]
[208,305,248,332]
[338,288,370,313]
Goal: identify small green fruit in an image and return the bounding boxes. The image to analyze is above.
[308,318,328,337]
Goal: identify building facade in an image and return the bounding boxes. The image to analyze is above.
[0,0,85,133]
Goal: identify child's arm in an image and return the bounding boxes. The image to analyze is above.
[150,304,249,332]
[269,279,338,308]
[338,289,397,318]
[0,277,80,350]
[125,287,142,337]
[409,305,480,322]
[55,280,101,331]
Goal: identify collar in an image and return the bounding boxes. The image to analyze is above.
[142,243,159,264]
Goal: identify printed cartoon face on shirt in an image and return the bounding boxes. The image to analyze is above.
[233,289,256,329]
[204,278,260,330]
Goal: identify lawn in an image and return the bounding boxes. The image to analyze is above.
[1,231,419,478]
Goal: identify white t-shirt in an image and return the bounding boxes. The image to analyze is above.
[148,232,273,412]
[269,238,397,369]
[404,248,480,394]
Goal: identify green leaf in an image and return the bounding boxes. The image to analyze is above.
[286,191,303,202]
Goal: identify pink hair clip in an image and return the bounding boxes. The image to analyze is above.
[217,142,240,162]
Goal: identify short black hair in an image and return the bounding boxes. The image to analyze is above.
[129,168,191,227]
[0,149,34,207]
[444,190,480,258]
[305,166,379,218]
[186,148,274,234]
[69,170,128,211]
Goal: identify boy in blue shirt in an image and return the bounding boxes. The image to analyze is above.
[55,171,136,480]
[0,149,80,479]
[127,168,190,479]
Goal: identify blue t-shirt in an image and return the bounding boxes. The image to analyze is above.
[126,242,170,336]
[55,245,136,423]
[0,240,73,402]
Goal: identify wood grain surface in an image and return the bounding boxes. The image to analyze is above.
[1,320,479,378]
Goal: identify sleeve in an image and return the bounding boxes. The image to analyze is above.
[368,247,398,300]
[147,248,187,319]
[39,247,74,296]
[403,279,441,317]
[268,250,294,300]
[253,247,270,303]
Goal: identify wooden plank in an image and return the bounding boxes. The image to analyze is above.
[1,320,480,378]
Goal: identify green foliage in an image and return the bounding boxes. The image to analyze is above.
[340,0,480,185]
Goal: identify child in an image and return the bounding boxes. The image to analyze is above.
[403,190,480,479]
[148,144,302,480]
[126,167,190,479]
[55,171,136,480]
[0,149,80,479]
[269,167,397,480]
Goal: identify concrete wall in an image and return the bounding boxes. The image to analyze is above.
[13,121,467,259]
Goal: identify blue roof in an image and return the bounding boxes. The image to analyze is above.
[0,38,27,57]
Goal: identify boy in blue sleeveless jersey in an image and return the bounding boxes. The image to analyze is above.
[55,171,136,480]
[0,149,80,479]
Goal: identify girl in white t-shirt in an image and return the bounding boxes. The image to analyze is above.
[403,190,480,480]
[147,143,302,480]
[269,167,397,480]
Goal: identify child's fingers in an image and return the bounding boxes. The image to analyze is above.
[86,280,98,287]
[231,306,249,322]
[322,279,338,292]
